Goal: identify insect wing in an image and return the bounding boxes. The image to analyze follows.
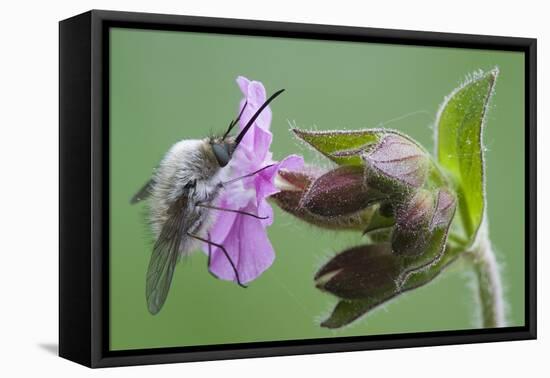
[131,179,155,204]
[146,196,189,314]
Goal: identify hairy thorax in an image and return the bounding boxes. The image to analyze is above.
[148,139,222,248]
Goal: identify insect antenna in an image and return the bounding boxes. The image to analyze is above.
[234,89,285,148]
[223,101,248,140]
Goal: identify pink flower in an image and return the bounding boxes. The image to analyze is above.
[203,76,303,284]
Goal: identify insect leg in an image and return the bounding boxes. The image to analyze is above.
[206,232,217,279]
[187,232,247,288]
[221,164,275,186]
[197,204,268,219]
[207,232,212,266]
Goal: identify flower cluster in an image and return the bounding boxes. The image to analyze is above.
[272,130,457,327]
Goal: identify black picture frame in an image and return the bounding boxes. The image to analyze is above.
[59,9,537,368]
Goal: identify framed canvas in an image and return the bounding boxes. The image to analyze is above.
[59,9,537,368]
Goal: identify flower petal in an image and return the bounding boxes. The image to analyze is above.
[255,154,305,202]
[278,154,305,171]
[236,213,275,283]
[205,197,238,246]
[257,197,274,227]
[236,121,273,163]
[208,205,275,284]
[247,80,267,105]
[236,76,250,96]
[207,214,243,281]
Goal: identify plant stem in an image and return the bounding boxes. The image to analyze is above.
[468,231,505,328]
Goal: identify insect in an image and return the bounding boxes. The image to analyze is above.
[131,89,285,315]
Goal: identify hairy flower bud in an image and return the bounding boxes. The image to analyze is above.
[395,188,457,288]
[271,169,376,231]
[315,243,401,300]
[301,166,386,217]
[430,188,456,230]
[391,190,435,256]
[363,134,429,194]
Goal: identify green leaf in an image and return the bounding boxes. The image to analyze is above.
[292,128,447,192]
[435,68,498,244]
[321,297,393,329]
[400,244,462,293]
[292,128,380,165]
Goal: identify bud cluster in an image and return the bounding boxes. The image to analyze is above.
[271,130,457,325]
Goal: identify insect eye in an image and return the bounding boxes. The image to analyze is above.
[212,143,230,167]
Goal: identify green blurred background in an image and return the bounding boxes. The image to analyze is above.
[109,27,525,351]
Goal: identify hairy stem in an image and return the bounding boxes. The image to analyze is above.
[468,231,505,328]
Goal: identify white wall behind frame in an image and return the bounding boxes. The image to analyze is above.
[0,0,545,377]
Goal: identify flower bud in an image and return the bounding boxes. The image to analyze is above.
[275,169,314,191]
[315,243,401,300]
[301,166,386,217]
[430,188,456,230]
[272,169,380,231]
[363,134,429,194]
[391,190,435,256]
[395,188,457,287]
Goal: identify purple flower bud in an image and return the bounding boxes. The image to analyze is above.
[391,190,435,256]
[271,169,377,231]
[363,134,429,193]
[315,243,401,300]
[301,166,386,217]
[390,187,457,259]
[430,188,456,230]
